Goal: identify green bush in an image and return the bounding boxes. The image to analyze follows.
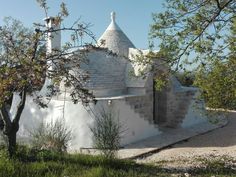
[90,107,125,159]
[30,119,72,153]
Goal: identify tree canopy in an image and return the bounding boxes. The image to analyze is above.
[0,11,95,107]
[150,0,236,110]
[0,0,95,156]
[194,19,236,110]
[150,0,236,70]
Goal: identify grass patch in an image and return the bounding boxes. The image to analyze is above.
[0,145,169,177]
[190,155,236,176]
[0,146,236,176]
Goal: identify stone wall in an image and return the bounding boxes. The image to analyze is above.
[154,77,197,129]
[125,95,153,124]
[165,89,196,128]
[125,72,154,125]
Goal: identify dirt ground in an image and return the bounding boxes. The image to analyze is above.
[137,111,236,169]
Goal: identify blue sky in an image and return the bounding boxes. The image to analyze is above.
[0,0,165,49]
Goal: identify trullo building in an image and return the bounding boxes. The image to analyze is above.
[16,12,211,151]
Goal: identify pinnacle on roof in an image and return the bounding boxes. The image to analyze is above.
[98,12,135,57]
[106,12,121,31]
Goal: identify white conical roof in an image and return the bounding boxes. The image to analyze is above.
[98,12,135,57]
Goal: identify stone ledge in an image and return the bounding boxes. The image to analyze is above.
[96,94,145,100]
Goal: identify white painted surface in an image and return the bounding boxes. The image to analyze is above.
[126,48,151,88]
[98,12,135,57]
[9,92,21,121]
[45,17,61,52]
[17,95,161,151]
[112,99,161,145]
[18,96,94,150]
[13,12,209,153]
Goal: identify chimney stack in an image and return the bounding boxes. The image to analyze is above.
[44,17,61,53]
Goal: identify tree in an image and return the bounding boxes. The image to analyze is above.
[150,0,236,70]
[194,57,236,110]
[0,1,94,156]
[194,19,236,110]
[149,0,236,109]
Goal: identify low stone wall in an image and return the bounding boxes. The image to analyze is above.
[165,89,196,128]
[154,84,198,129]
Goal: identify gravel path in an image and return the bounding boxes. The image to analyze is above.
[137,111,236,169]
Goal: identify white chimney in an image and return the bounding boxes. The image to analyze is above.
[41,17,61,95]
[44,17,61,53]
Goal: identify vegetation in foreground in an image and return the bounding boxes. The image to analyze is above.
[0,145,236,177]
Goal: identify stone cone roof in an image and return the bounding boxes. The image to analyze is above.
[98,12,135,57]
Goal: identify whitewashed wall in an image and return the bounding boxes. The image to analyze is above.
[17,96,94,151]
[110,99,161,145]
[17,95,161,151]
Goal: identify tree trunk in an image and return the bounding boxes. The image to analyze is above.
[0,89,26,157]
[7,129,17,157]
[0,117,3,131]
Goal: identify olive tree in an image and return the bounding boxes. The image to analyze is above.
[0,1,94,156]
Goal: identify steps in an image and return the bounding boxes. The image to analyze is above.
[163,90,196,128]
[125,95,153,124]
[124,88,199,130]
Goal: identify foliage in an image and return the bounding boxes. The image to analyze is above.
[1,146,236,177]
[194,57,236,110]
[194,19,236,110]
[154,71,170,91]
[175,71,195,87]
[30,119,72,153]
[150,0,236,70]
[90,108,125,159]
[0,15,94,107]
[150,1,236,109]
[0,146,163,177]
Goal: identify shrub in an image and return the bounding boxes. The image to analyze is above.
[194,58,236,110]
[30,119,72,153]
[90,107,125,159]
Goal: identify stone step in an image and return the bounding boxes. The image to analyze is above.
[125,96,155,127]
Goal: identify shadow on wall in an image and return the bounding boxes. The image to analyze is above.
[17,96,53,141]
